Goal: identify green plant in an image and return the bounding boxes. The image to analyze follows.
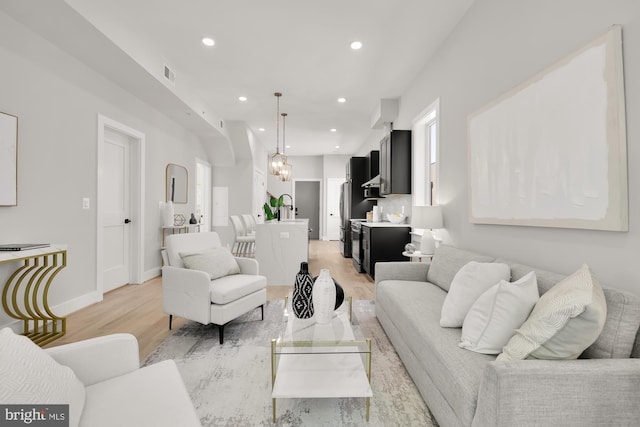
[263,195,284,221]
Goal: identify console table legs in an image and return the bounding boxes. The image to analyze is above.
[1,250,67,346]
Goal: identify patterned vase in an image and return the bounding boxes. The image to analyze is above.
[292,262,314,319]
[312,269,336,324]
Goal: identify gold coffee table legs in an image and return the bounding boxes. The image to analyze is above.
[1,250,67,346]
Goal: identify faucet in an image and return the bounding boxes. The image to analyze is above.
[280,193,293,208]
[277,194,294,221]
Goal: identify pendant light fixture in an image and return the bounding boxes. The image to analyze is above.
[279,112,292,181]
[270,92,286,176]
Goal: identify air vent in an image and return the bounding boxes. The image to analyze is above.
[163,64,176,85]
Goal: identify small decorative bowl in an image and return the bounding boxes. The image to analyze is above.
[386,213,406,224]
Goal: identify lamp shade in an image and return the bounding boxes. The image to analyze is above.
[412,206,443,229]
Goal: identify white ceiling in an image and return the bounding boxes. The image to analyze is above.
[9,0,476,157]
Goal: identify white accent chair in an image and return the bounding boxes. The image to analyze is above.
[41,333,199,426]
[162,232,267,344]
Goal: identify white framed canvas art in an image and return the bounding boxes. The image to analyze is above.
[468,26,627,231]
[0,112,18,206]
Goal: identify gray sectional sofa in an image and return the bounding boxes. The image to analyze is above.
[375,245,640,427]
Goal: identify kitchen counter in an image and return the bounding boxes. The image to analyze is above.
[255,219,309,285]
[361,222,410,227]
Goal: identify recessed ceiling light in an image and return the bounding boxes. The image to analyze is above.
[350,41,362,50]
[238,96,247,102]
[286,145,291,149]
[202,37,215,47]
[258,128,265,132]
[335,145,340,149]
[337,97,346,103]
[330,128,337,132]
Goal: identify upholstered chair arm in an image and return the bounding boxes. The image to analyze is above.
[473,358,640,427]
[162,266,213,325]
[375,262,430,285]
[46,333,139,386]
[235,256,259,275]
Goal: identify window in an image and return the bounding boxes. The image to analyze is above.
[412,98,439,206]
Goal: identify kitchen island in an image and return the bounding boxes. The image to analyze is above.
[255,219,309,285]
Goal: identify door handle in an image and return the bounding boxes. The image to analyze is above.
[124,218,131,224]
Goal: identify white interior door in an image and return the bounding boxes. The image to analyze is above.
[102,128,131,292]
[326,178,342,240]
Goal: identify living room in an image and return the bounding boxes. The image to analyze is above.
[1,1,639,426]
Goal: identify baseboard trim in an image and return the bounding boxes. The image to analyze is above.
[144,268,161,282]
[0,290,102,334]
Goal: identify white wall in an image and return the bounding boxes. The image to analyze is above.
[0,10,210,326]
[391,0,640,294]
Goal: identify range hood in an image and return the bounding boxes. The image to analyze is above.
[362,175,380,188]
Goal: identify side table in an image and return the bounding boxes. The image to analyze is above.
[402,251,433,262]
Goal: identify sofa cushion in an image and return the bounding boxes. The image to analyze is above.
[581,288,640,359]
[210,273,267,304]
[495,258,566,296]
[427,245,495,292]
[498,264,607,360]
[460,271,539,354]
[376,280,494,426]
[0,328,85,427]
[180,247,240,280]
[440,261,510,327]
[81,360,200,427]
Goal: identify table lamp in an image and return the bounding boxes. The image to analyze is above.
[411,206,443,255]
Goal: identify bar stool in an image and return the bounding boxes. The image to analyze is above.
[230,215,255,256]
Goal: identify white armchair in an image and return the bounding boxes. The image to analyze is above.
[0,329,200,427]
[162,232,267,344]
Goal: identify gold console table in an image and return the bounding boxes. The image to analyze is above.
[1,245,67,346]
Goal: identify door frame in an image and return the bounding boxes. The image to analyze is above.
[96,115,145,297]
[293,178,322,238]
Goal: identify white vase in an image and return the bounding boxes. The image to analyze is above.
[312,269,336,324]
[163,201,175,226]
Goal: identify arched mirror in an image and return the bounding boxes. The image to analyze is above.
[166,163,188,203]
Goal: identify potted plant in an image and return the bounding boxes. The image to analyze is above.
[263,195,284,221]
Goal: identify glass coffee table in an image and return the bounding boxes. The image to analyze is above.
[271,295,372,422]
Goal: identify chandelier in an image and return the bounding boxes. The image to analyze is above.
[269,92,286,176]
[279,112,292,181]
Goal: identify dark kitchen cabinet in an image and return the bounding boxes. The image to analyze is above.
[362,225,411,279]
[380,130,411,196]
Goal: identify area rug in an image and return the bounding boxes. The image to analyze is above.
[144,300,437,427]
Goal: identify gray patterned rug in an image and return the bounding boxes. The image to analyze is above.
[144,300,436,427]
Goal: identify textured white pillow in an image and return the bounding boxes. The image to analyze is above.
[440,261,511,327]
[180,247,240,280]
[0,328,85,427]
[459,271,539,354]
[498,264,607,361]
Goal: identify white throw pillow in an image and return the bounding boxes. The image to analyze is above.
[180,247,240,280]
[459,271,539,354]
[440,261,511,327]
[498,264,607,361]
[0,328,85,427]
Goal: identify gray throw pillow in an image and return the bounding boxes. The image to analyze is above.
[179,247,240,280]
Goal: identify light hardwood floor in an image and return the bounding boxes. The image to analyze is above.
[45,240,374,359]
